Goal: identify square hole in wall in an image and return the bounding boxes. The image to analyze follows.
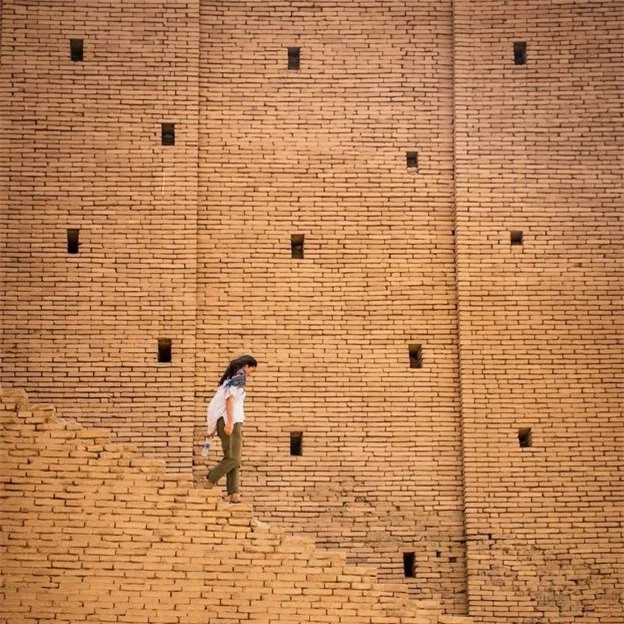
[513,41,527,65]
[510,231,524,246]
[161,123,175,146]
[518,428,532,448]
[288,47,300,70]
[406,151,419,168]
[403,552,416,578]
[158,339,172,363]
[291,234,304,259]
[67,228,80,254]
[70,39,84,62]
[290,432,303,456]
[408,344,423,369]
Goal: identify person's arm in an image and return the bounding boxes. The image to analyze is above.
[224,395,235,435]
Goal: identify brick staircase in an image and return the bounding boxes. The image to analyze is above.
[0,388,472,624]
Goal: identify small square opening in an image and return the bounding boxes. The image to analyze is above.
[403,552,416,578]
[518,428,532,448]
[290,432,303,456]
[158,339,172,363]
[513,42,527,65]
[70,39,84,62]
[409,344,423,369]
[510,231,523,246]
[288,47,300,70]
[161,123,175,146]
[291,234,304,259]
[67,228,80,254]
[406,151,419,168]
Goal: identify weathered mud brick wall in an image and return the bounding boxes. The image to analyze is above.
[196,0,466,614]
[0,390,474,624]
[0,1,199,470]
[2,2,623,623]
[453,2,624,623]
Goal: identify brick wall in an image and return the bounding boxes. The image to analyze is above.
[0,1,200,470]
[1,1,622,622]
[453,1,624,622]
[195,0,466,613]
[0,389,474,624]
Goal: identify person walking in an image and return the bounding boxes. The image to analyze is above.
[205,354,257,503]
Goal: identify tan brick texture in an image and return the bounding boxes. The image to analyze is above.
[195,0,465,614]
[1,1,622,623]
[0,0,200,470]
[0,390,472,624]
[453,1,624,622]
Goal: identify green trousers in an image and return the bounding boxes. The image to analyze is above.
[207,418,242,495]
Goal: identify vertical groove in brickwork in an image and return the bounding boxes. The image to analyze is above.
[450,1,471,614]
[0,0,7,396]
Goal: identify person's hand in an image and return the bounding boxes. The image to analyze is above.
[224,421,234,436]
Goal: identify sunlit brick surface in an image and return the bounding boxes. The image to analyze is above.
[1,2,622,622]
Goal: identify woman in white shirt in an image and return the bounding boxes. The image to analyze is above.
[205,354,257,503]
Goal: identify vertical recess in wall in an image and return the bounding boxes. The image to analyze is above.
[403,552,416,578]
[70,39,84,62]
[290,432,303,456]
[291,234,304,259]
[513,41,527,65]
[409,344,423,368]
[518,428,533,448]
[67,229,80,254]
[158,339,172,363]
[510,231,524,246]
[288,47,300,70]
[161,123,175,146]
[406,151,419,168]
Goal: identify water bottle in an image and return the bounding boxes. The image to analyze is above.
[201,438,212,456]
